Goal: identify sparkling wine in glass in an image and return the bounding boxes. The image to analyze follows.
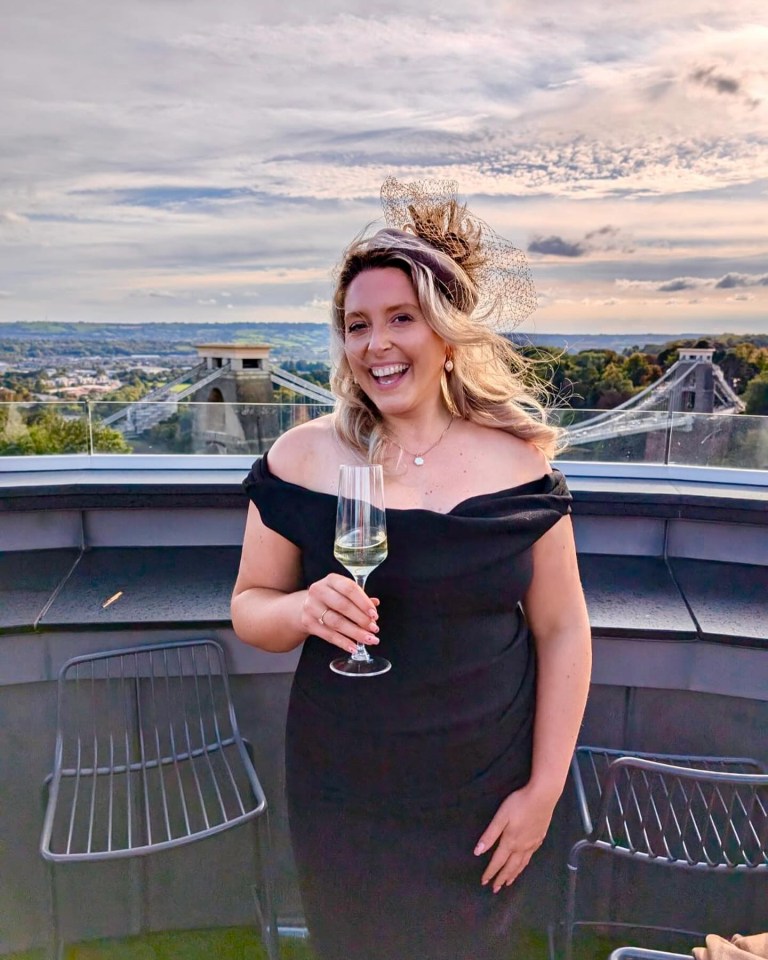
[330,464,391,677]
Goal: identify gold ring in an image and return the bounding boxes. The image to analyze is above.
[319,608,329,626]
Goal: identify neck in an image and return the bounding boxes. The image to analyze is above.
[380,404,455,467]
[380,403,452,450]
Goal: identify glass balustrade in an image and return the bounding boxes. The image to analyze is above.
[554,408,673,464]
[667,412,768,471]
[0,400,766,470]
[87,401,335,455]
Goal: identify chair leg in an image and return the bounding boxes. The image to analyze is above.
[253,814,279,960]
[546,919,558,960]
[563,862,579,960]
[47,861,65,960]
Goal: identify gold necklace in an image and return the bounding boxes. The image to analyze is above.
[386,416,455,466]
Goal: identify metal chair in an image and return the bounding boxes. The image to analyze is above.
[564,746,768,960]
[40,639,278,960]
[609,950,691,959]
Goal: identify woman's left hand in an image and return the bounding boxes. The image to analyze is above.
[473,785,557,893]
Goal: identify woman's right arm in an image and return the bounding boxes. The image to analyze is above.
[231,501,380,654]
[231,501,309,652]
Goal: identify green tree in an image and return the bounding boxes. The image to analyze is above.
[567,351,615,407]
[623,352,662,388]
[281,361,331,390]
[743,373,768,415]
[0,407,130,455]
[656,344,681,369]
[714,344,764,394]
[594,361,636,409]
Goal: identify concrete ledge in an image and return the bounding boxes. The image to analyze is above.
[670,559,768,647]
[39,546,241,628]
[578,555,696,640]
[2,465,767,523]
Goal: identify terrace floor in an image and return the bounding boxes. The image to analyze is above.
[2,926,700,960]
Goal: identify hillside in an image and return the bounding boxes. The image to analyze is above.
[2,321,766,362]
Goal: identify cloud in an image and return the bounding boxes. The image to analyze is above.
[2,4,767,330]
[585,225,619,241]
[528,235,586,257]
[658,277,707,292]
[0,211,28,225]
[110,187,251,209]
[687,63,762,109]
[616,272,768,292]
[130,285,268,305]
[714,272,768,288]
[305,296,331,310]
[690,66,741,97]
[528,224,633,258]
[582,224,634,253]
[614,280,658,290]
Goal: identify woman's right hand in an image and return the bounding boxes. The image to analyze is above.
[301,574,380,654]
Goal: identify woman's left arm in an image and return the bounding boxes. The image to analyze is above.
[475,512,592,891]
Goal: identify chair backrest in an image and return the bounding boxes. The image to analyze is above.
[588,754,768,870]
[43,640,263,859]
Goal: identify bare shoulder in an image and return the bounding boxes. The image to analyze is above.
[502,431,552,478]
[266,414,339,489]
[460,421,551,485]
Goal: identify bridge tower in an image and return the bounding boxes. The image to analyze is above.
[189,344,280,454]
[644,346,733,463]
[668,347,716,413]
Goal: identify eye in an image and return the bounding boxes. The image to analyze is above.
[345,320,367,334]
[391,313,413,324]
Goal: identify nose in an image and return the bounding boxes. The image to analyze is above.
[366,324,392,354]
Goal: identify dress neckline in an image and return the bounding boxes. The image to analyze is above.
[259,451,561,518]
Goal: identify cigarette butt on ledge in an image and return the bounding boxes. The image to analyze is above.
[102,591,124,609]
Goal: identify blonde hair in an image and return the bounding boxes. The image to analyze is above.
[330,228,564,463]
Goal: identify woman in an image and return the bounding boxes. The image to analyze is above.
[231,178,592,960]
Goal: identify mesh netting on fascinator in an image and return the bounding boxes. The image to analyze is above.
[379,176,537,332]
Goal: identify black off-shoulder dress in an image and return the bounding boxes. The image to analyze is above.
[243,454,572,960]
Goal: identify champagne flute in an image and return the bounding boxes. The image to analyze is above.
[330,464,391,677]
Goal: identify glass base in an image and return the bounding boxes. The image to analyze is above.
[329,654,392,677]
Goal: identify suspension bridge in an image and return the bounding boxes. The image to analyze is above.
[100,345,743,445]
[563,347,744,445]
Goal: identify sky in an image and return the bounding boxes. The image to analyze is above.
[1,0,767,337]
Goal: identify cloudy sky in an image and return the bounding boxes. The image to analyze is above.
[1,0,767,335]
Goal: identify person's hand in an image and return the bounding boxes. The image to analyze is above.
[473,785,556,893]
[301,573,380,654]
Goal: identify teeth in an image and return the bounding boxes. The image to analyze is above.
[371,364,409,378]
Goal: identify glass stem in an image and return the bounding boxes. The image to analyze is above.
[351,574,372,662]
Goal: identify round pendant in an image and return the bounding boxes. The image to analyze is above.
[414,456,425,466]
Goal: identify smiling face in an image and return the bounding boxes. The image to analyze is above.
[342,267,449,420]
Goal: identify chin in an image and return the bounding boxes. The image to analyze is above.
[375,401,419,421]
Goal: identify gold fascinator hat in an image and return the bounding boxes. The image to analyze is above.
[378,175,537,332]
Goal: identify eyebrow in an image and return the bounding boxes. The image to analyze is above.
[343,302,420,321]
